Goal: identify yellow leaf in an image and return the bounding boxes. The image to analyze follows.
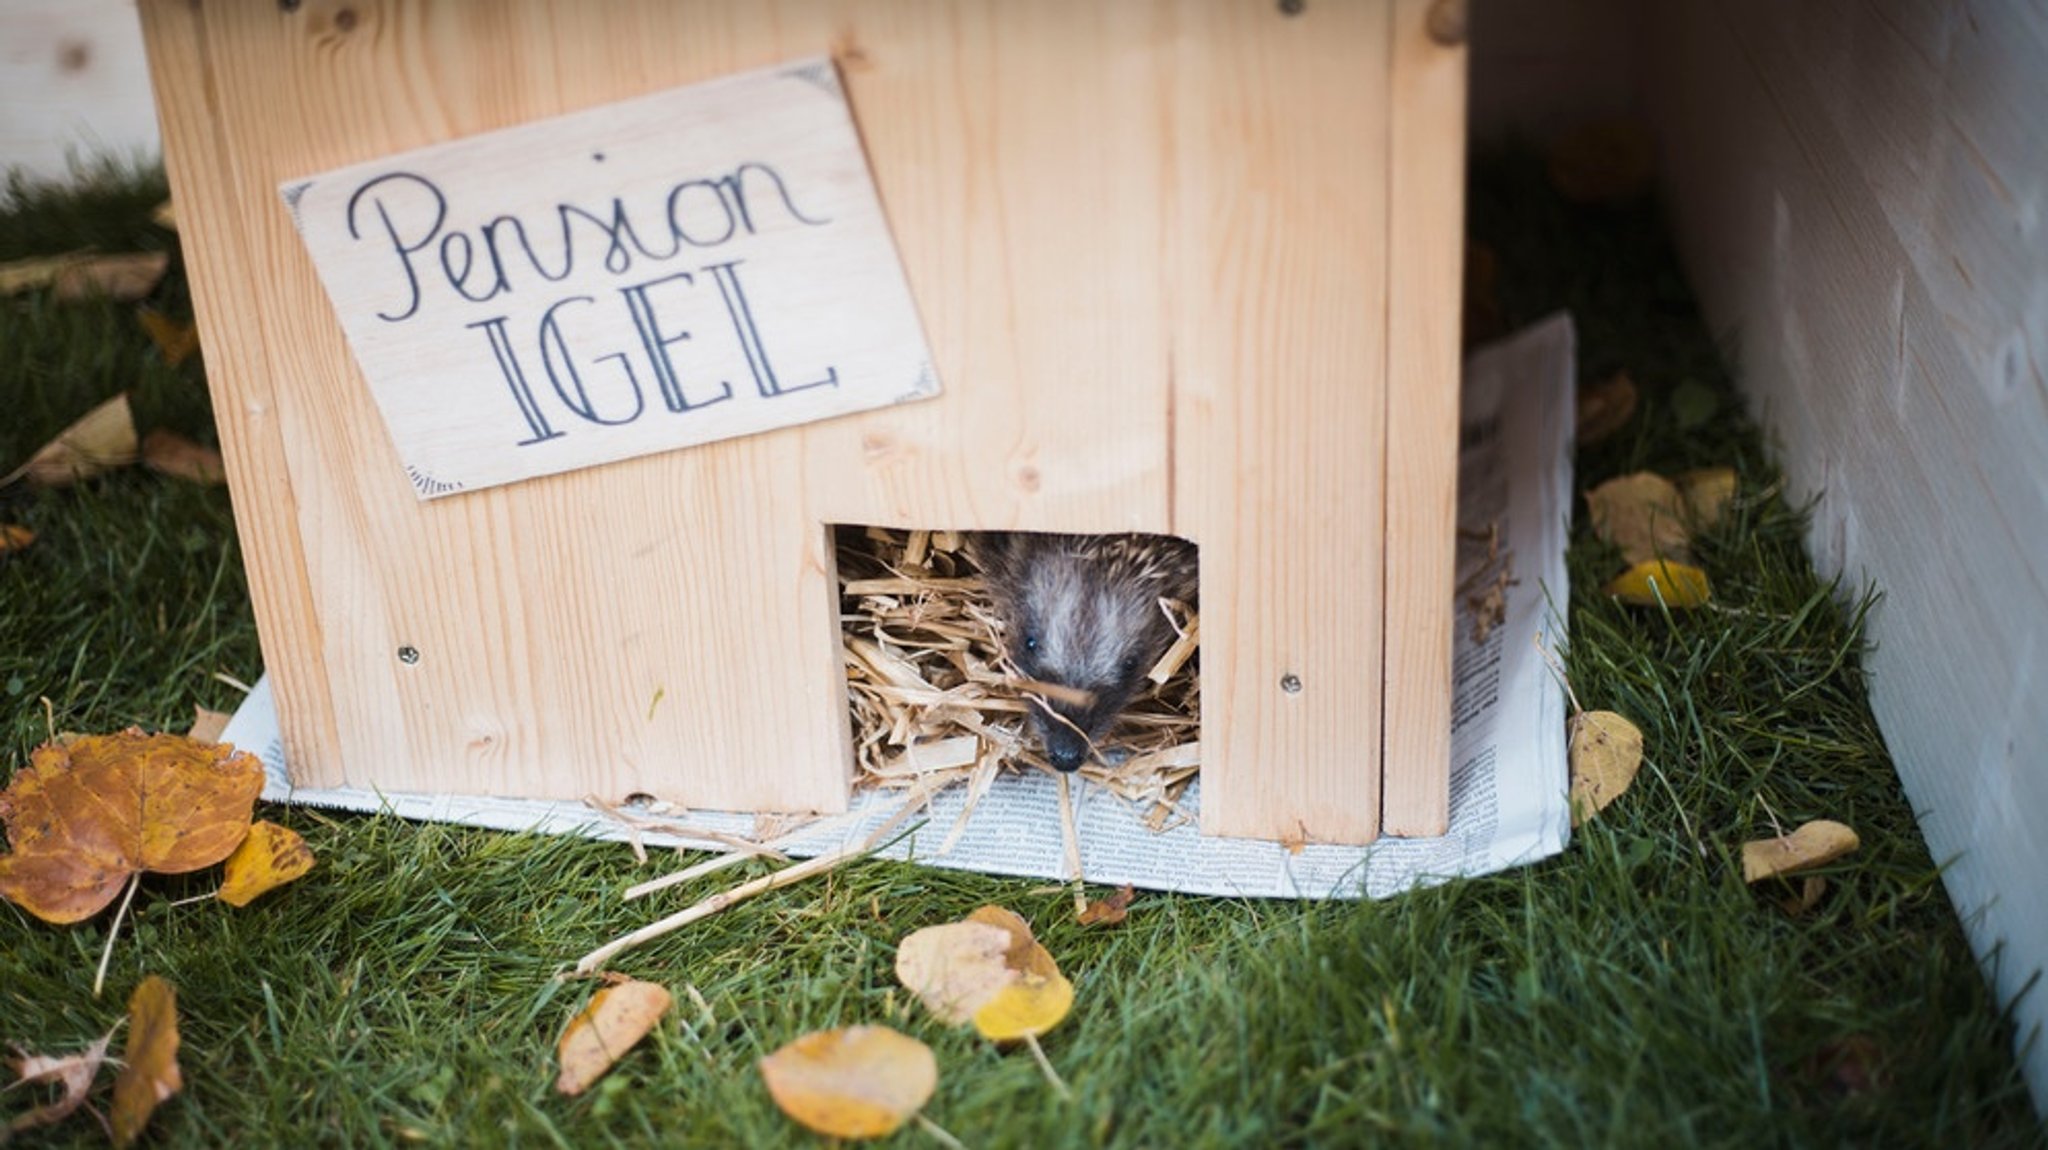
[894,920,1016,1025]
[152,200,178,232]
[554,979,673,1096]
[974,969,1075,1042]
[141,429,226,485]
[1587,472,1690,565]
[0,524,34,555]
[1742,819,1860,883]
[0,729,264,924]
[1568,710,1643,826]
[111,976,181,1148]
[1605,559,1711,607]
[1677,467,1738,530]
[218,820,316,907]
[139,310,200,366]
[758,1026,936,1139]
[2,393,138,488]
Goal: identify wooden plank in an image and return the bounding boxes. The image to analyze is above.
[1172,1,1394,844]
[0,0,161,184]
[141,0,850,811]
[1644,0,2048,1111]
[1381,0,1467,837]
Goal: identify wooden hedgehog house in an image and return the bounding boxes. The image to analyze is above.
[139,0,1468,846]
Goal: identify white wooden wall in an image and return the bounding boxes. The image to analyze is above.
[1644,0,2048,1114]
[0,1,160,183]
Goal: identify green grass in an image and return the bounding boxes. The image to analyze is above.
[3,156,2043,1148]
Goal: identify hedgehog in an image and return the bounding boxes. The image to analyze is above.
[969,531,1198,771]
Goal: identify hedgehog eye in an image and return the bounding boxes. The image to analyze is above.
[1121,654,1141,676]
[1022,631,1040,653]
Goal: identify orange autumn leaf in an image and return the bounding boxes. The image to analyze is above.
[217,820,316,907]
[138,311,200,366]
[0,524,33,555]
[758,1026,936,1140]
[111,976,181,1148]
[554,979,673,1096]
[0,729,264,924]
[1077,883,1136,926]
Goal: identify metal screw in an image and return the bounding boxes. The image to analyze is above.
[397,646,421,665]
[1280,673,1303,694]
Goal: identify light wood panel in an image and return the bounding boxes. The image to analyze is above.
[1644,0,2048,1110]
[140,0,1465,842]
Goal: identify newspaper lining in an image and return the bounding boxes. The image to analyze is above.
[222,313,1579,900]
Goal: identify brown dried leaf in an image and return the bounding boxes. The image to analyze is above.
[151,200,178,232]
[55,252,169,303]
[217,820,316,907]
[1077,883,1136,926]
[138,311,200,367]
[187,706,232,745]
[758,1026,936,1139]
[1577,370,1639,445]
[1778,875,1829,916]
[0,730,265,924]
[1568,711,1643,826]
[1587,471,1690,565]
[1605,559,1712,608]
[111,976,181,1148]
[140,429,225,485]
[0,524,33,556]
[2,393,138,489]
[1742,820,1859,883]
[554,980,673,1096]
[6,1033,111,1139]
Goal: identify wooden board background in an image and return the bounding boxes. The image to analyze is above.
[139,0,1464,841]
[1643,0,2048,1109]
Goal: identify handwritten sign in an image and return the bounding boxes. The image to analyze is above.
[282,59,939,498]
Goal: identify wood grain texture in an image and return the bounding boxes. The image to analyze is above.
[1171,1,1393,843]
[0,0,161,184]
[1644,0,2048,1110]
[1380,0,1467,837]
[139,0,1464,840]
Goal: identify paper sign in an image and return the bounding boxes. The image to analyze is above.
[283,59,939,498]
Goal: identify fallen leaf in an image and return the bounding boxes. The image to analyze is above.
[554,979,673,1096]
[140,429,226,485]
[1670,378,1720,432]
[1547,118,1657,207]
[1677,467,1738,530]
[217,820,316,907]
[56,252,170,303]
[964,906,1072,1042]
[1805,1033,1889,1101]
[1742,819,1860,883]
[759,1026,936,1140]
[6,1033,111,1139]
[1605,559,1711,608]
[0,252,87,295]
[1077,883,1136,926]
[187,706,231,744]
[1586,472,1690,565]
[2,393,138,488]
[0,729,265,924]
[152,200,178,232]
[1778,875,1829,916]
[1577,370,1639,445]
[894,920,1016,1025]
[0,524,33,555]
[1568,711,1643,826]
[111,976,181,1148]
[138,311,200,366]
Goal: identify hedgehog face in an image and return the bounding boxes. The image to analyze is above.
[986,538,1185,771]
